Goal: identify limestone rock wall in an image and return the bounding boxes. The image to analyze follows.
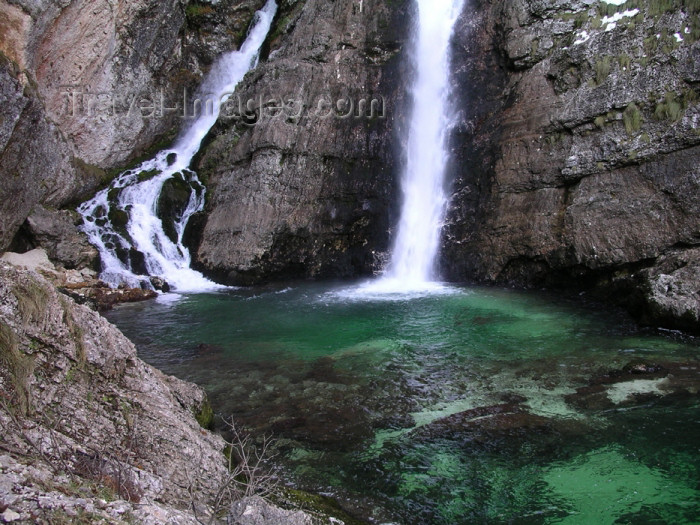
[443,0,699,331]
[192,0,412,284]
[1,0,265,169]
[0,55,84,252]
[0,262,229,511]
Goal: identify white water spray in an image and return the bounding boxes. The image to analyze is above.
[78,0,277,292]
[375,0,463,293]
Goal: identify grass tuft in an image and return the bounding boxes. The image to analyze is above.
[0,322,35,416]
[623,103,644,134]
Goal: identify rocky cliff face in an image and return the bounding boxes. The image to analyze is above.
[0,54,93,252]
[443,0,699,331]
[191,0,411,285]
[1,0,264,169]
[191,0,698,328]
[0,262,228,521]
[0,0,263,252]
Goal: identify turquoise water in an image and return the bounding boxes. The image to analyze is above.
[107,282,700,524]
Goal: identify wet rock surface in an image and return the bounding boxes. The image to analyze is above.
[69,284,159,312]
[636,248,700,332]
[1,248,158,311]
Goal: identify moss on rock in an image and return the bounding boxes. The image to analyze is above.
[195,398,214,430]
[0,321,36,416]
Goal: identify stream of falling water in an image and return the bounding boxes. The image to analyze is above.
[78,0,277,292]
[380,0,463,291]
[350,0,463,298]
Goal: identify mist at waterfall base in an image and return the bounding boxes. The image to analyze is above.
[107,282,700,524]
[78,0,277,293]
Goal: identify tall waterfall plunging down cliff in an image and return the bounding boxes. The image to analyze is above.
[379,0,464,291]
[78,0,277,292]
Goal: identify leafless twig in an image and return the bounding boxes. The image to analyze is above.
[193,417,279,525]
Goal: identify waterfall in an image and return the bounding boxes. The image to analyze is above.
[380,0,463,291]
[78,0,277,292]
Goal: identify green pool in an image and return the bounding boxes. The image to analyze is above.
[106,282,700,524]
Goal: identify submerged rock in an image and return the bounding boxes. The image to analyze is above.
[409,403,550,443]
[565,360,700,411]
[622,361,667,375]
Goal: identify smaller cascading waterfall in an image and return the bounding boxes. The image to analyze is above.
[379,0,464,291]
[78,0,277,292]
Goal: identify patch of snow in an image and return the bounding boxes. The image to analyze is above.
[674,32,683,42]
[574,30,591,45]
[601,9,639,31]
[601,0,627,5]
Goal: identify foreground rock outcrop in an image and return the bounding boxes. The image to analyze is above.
[0,262,354,524]
[0,262,229,521]
[443,0,699,332]
[0,248,159,311]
